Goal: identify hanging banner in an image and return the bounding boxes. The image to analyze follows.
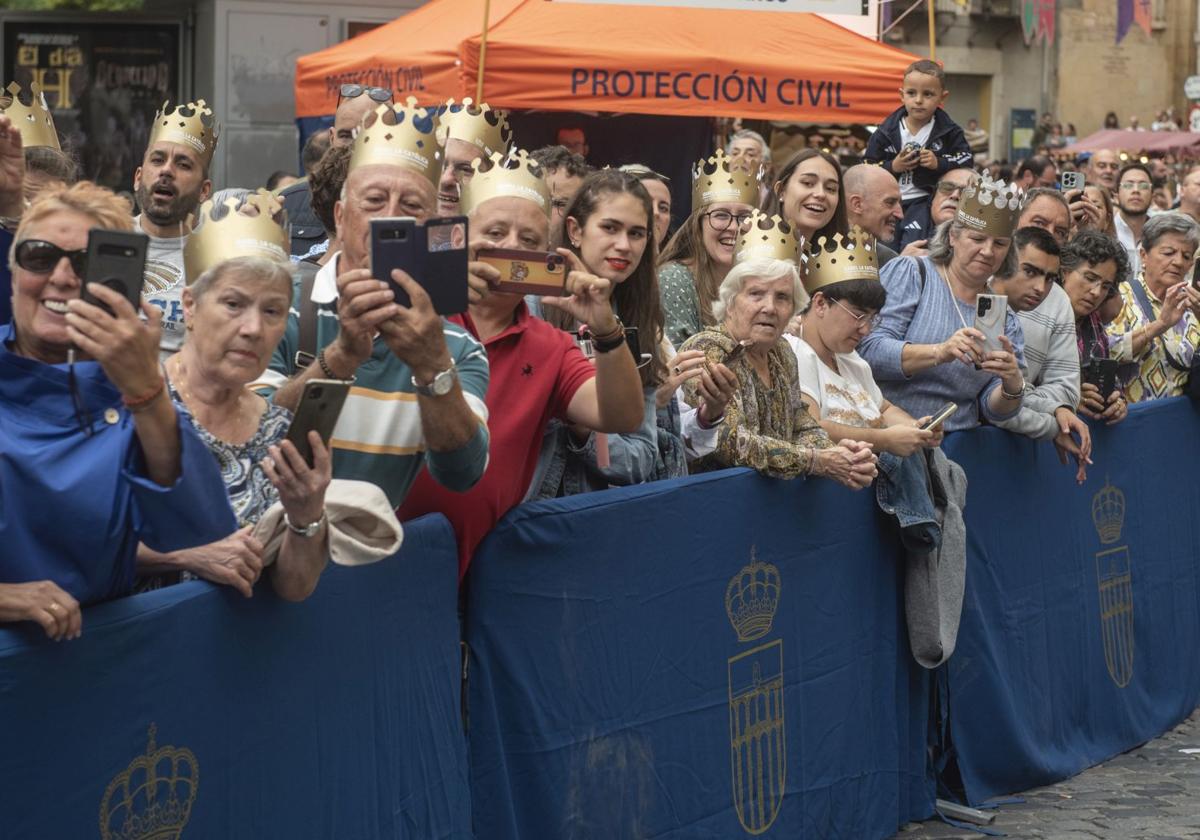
[553,0,865,13]
[1021,0,1055,45]
[2,19,182,190]
[1116,0,1151,42]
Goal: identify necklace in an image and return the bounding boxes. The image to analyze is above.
[170,358,261,444]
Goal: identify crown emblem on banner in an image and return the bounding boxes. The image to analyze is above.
[734,211,801,265]
[460,149,551,216]
[725,547,781,642]
[804,225,879,295]
[149,99,220,169]
[1091,479,1126,545]
[435,98,512,157]
[1,81,59,150]
[349,97,441,184]
[100,724,198,840]
[184,189,289,282]
[691,148,761,211]
[955,178,1020,238]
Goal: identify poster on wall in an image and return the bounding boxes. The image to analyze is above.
[2,20,182,191]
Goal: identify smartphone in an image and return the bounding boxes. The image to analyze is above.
[921,401,957,431]
[82,229,149,314]
[724,338,753,365]
[284,379,351,468]
[370,216,469,315]
[973,294,1008,356]
[476,248,568,296]
[1060,171,1084,191]
[901,141,922,157]
[1084,357,1119,401]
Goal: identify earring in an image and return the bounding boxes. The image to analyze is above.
[185,322,193,331]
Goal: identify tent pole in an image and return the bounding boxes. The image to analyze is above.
[476,0,492,102]
[927,0,936,61]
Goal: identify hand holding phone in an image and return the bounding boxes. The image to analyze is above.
[920,401,957,431]
[1083,357,1118,401]
[370,216,469,315]
[477,248,568,296]
[82,229,149,315]
[973,294,1007,356]
[285,379,351,467]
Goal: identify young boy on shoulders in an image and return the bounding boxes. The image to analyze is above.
[865,59,973,251]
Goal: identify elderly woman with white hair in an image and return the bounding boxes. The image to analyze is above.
[678,257,877,488]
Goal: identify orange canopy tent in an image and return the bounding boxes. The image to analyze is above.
[295,0,920,124]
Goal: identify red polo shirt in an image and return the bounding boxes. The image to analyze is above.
[396,303,595,578]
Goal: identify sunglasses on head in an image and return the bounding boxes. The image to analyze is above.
[15,239,88,277]
[338,84,393,104]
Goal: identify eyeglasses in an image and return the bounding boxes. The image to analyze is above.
[703,209,753,231]
[338,84,393,104]
[832,298,882,329]
[1119,180,1151,191]
[935,180,971,195]
[15,239,87,277]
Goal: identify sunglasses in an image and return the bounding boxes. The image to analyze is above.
[338,84,393,104]
[15,239,87,277]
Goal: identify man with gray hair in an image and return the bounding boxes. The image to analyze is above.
[726,128,772,207]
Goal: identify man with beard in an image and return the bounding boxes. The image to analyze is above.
[133,99,218,358]
[1114,161,1153,279]
[433,99,512,217]
[991,226,1091,482]
[280,85,389,258]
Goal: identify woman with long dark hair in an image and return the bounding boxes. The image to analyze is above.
[769,148,848,245]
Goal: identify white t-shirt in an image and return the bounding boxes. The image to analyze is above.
[785,333,885,428]
[134,216,189,360]
[898,117,935,201]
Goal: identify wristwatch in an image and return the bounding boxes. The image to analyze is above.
[411,361,458,397]
[284,511,326,538]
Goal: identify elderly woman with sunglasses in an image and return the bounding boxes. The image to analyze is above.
[0,176,235,640]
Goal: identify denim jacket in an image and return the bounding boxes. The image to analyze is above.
[527,386,686,500]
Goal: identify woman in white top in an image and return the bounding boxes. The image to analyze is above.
[786,229,944,456]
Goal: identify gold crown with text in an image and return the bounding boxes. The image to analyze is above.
[735,211,801,265]
[436,98,513,157]
[804,225,878,295]
[349,98,442,184]
[100,724,198,840]
[1092,479,1126,545]
[148,99,220,169]
[955,178,1020,238]
[460,149,551,216]
[1,81,59,150]
[184,190,289,282]
[692,148,761,211]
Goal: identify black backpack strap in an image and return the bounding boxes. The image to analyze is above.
[293,259,321,370]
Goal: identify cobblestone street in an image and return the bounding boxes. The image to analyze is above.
[894,709,1200,839]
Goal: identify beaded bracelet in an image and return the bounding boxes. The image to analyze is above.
[122,377,165,413]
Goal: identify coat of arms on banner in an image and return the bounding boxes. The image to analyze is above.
[726,548,785,834]
[101,724,198,840]
[1093,480,1134,688]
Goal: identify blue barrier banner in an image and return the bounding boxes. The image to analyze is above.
[942,398,1200,803]
[0,515,471,839]
[466,468,933,840]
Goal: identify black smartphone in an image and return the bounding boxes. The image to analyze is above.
[82,229,149,314]
[1084,358,1119,401]
[370,216,469,315]
[284,379,351,468]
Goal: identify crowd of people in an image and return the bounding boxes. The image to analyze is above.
[1,57,1197,641]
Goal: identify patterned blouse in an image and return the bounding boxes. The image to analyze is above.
[679,326,832,478]
[658,262,708,350]
[168,381,293,527]
[1104,273,1200,403]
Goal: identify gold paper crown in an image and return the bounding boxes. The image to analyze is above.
[460,149,551,217]
[148,100,220,170]
[1,81,59,150]
[436,98,513,157]
[691,148,761,211]
[725,547,781,643]
[955,178,1021,238]
[349,98,441,184]
[184,190,289,282]
[1091,479,1126,545]
[100,724,198,840]
[804,225,879,295]
[735,211,801,265]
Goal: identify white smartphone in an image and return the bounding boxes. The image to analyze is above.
[973,294,1007,356]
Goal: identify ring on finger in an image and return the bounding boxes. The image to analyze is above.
[48,602,59,612]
